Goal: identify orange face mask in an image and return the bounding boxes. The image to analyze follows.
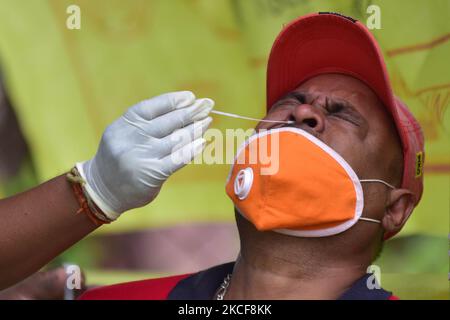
[225,127,394,237]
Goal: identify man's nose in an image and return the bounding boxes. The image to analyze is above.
[292,104,325,133]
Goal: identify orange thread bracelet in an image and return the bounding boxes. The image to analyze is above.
[67,168,111,226]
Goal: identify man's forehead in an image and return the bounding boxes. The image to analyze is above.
[296,74,375,98]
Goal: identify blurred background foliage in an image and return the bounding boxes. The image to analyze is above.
[0,0,448,299]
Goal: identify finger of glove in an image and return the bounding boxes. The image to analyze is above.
[140,98,213,138]
[160,137,206,175]
[129,91,196,121]
[157,116,212,157]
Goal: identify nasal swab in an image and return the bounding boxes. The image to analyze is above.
[211,110,295,124]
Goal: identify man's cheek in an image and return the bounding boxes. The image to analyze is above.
[327,138,367,176]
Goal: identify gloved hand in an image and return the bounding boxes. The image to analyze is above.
[76,91,213,220]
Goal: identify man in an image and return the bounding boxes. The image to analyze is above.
[77,13,424,300]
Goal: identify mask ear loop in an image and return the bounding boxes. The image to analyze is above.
[358,179,396,224]
[359,217,382,224]
[360,179,396,189]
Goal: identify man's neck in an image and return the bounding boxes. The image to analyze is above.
[224,248,370,300]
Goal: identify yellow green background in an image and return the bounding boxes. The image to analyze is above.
[0,0,448,299]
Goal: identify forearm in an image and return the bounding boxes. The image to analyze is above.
[0,174,98,289]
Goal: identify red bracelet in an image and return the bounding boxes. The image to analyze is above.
[70,179,109,226]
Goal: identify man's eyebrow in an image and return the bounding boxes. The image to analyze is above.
[328,96,356,110]
[277,91,367,123]
[327,96,368,126]
[283,91,309,101]
[328,97,360,114]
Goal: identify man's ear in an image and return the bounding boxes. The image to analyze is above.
[382,189,415,239]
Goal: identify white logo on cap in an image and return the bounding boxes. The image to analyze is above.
[234,168,253,200]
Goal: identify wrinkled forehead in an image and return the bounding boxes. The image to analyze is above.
[301,74,375,104]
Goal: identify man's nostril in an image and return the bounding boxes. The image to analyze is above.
[304,118,317,128]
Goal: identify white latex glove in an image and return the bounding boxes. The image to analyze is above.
[76,91,213,220]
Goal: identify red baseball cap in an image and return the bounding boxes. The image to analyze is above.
[266,12,425,237]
